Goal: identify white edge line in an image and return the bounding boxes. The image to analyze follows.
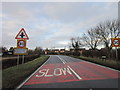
[67,65,82,80]
[72,56,120,72]
[15,55,51,90]
[83,61,120,72]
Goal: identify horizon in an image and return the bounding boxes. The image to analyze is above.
[2,2,118,50]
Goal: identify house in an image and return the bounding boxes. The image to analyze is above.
[60,49,65,53]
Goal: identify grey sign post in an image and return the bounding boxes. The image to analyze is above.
[15,28,29,65]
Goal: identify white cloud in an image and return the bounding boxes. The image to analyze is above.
[2,2,118,49]
[1,0,119,2]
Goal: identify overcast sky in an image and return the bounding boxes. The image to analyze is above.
[2,2,118,50]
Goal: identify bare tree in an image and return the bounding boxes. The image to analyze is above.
[96,20,120,58]
[70,37,82,56]
[81,28,101,50]
[1,47,8,52]
[28,49,34,55]
[34,47,43,55]
[96,20,120,49]
[106,20,120,38]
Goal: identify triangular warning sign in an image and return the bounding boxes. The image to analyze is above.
[15,28,29,40]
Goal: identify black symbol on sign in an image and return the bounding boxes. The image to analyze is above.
[20,32,25,38]
[20,42,24,46]
[113,40,119,45]
[18,41,24,47]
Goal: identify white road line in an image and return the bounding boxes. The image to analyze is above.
[57,56,66,64]
[67,65,82,80]
[82,60,120,72]
[69,56,120,72]
[57,56,82,80]
[16,55,51,90]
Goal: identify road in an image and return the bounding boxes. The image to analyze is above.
[18,55,120,89]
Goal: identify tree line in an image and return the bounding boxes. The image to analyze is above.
[0,46,44,56]
[1,19,120,60]
[70,19,120,59]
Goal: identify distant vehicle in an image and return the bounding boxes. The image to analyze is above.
[8,51,13,55]
[2,51,13,56]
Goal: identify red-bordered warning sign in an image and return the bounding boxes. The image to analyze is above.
[17,39,26,48]
[15,28,29,40]
[111,38,120,47]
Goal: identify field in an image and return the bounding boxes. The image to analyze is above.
[2,55,49,89]
[72,56,120,71]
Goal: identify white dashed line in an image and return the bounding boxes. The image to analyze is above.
[57,56,82,80]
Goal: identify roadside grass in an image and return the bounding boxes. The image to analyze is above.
[72,56,120,71]
[2,55,49,89]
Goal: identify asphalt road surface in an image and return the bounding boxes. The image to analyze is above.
[18,55,120,89]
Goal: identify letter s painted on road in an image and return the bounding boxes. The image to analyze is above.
[36,69,47,77]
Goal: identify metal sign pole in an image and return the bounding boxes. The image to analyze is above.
[22,55,24,64]
[115,47,118,60]
[17,55,19,65]
[111,38,120,60]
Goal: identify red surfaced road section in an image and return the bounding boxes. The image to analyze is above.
[24,62,120,85]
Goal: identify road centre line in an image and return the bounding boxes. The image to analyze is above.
[57,56,66,64]
[67,65,82,80]
[57,56,82,80]
[58,56,119,78]
[17,55,86,89]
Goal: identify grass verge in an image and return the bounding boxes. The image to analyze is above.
[2,55,49,89]
[72,56,120,71]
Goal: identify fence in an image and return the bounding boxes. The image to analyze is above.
[2,54,40,69]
